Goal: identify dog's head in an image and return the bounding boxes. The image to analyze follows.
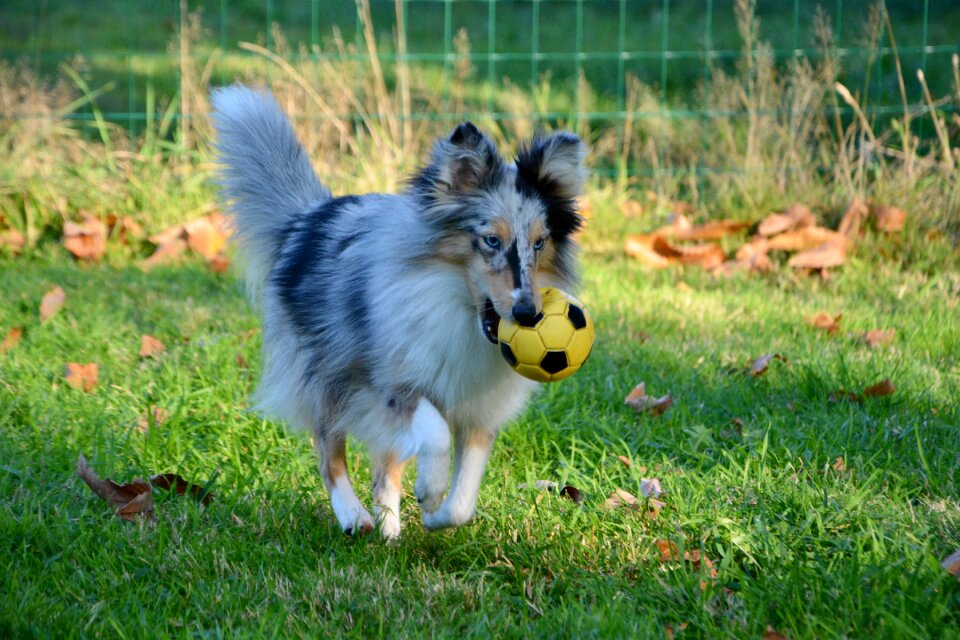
[412,122,587,344]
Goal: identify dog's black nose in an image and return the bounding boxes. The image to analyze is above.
[512,300,540,327]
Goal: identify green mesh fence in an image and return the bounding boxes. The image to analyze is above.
[1,0,958,178]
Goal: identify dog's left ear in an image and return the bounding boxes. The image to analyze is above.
[516,132,588,200]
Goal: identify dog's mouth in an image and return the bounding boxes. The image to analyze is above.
[480,299,500,345]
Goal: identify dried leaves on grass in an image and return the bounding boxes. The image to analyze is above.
[139,335,166,358]
[624,382,673,415]
[63,215,107,261]
[64,362,98,392]
[76,454,213,522]
[1,327,22,355]
[142,212,231,272]
[40,286,66,322]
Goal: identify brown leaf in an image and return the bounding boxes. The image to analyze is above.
[864,378,895,398]
[603,488,639,510]
[624,382,673,415]
[76,454,154,521]
[787,236,846,270]
[141,237,187,269]
[184,216,227,259]
[765,626,790,640]
[768,227,843,252]
[65,362,98,392]
[208,254,231,273]
[750,353,786,377]
[861,328,895,348]
[807,312,842,335]
[1,327,22,355]
[0,228,25,255]
[832,456,846,472]
[40,286,66,322]
[558,485,584,505]
[874,205,907,232]
[651,236,725,270]
[942,549,960,579]
[135,405,169,434]
[838,197,869,240]
[735,236,770,260]
[625,234,671,268]
[149,472,214,506]
[617,455,631,468]
[757,203,815,236]
[655,539,680,562]
[235,353,249,369]
[139,334,166,358]
[63,215,108,261]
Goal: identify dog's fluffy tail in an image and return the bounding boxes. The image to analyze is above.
[210,85,331,302]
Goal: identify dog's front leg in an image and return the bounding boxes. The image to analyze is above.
[421,428,495,530]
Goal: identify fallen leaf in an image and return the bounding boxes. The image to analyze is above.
[65,362,98,392]
[63,215,107,261]
[40,286,66,322]
[135,405,169,434]
[765,626,789,640]
[625,382,673,415]
[864,378,895,398]
[184,216,227,259]
[757,203,815,237]
[603,488,639,510]
[787,236,846,270]
[625,234,671,269]
[750,353,786,377]
[942,550,960,579]
[807,312,842,335]
[208,254,230,273]
[874,205,907,232]
[139,335,166,358]
[558,485,584,504]
[76,454,154,521]
[617,455,631,468]
[832,456,846,472]
[149,473,214,506]
[235,353,249,369]
[639,477,663,498]
[1,327,22,355]
[664,622,689,640]
[838,197,869,240]
[861,328,895,348]
[767,227,843,252]
[655,539,680,562]
[141,237,187,269]
[651,236,725,270]
[0,228,25,254]
[736,236,770,260]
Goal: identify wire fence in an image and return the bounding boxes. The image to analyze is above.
[2,0,958,177]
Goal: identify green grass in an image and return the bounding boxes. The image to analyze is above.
[1,205,959,638]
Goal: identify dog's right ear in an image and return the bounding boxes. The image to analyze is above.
[429,122,501,194]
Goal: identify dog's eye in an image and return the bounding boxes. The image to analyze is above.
[483,235,502,250]
[533,238,546,252]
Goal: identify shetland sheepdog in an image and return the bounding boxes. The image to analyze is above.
[211,86,586,539]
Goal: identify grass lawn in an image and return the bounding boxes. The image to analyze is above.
[1,206,958,638]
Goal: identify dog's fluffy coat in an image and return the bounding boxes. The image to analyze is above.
[211,86,586,538]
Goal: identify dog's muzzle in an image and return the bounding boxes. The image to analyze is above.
[480,299,500,345]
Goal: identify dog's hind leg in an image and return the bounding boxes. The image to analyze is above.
[421,428,495,530]
[316,432,375,536]
[371,451,406,540]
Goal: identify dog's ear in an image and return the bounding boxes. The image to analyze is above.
[516,132,588,200]
[430,122,501,194]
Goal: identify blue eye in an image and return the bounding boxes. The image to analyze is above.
[533,238,546,251]
[484,235,502,250]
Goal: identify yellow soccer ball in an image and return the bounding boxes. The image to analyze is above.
[497,287,595,382]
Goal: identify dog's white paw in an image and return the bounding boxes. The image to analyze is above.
[331,491,375,536]
[415,468,447,514]
[376,510,402,541]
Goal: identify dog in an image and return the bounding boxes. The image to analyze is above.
[211,85,587,539]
